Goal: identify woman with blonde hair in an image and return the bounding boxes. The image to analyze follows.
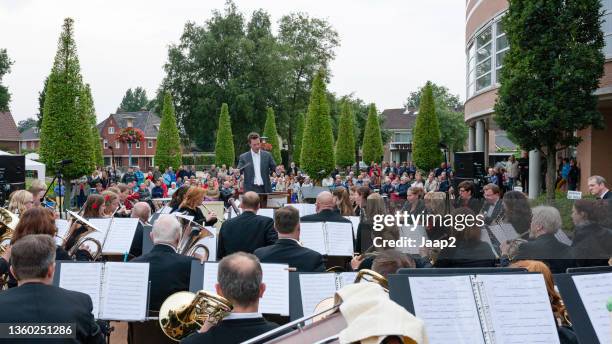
[355,193,387,253]
[332,187,354,216]
[8,190,34,215]
[178,186,217,226]
[101,191,121,217]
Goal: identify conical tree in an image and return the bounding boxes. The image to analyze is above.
[82,84,103,167]
[411,82,443,172]
[301,70,335,181]
[215,103,235,167]
[154,92,182,170]
[293,112,305,165]
[263,107,282,164]
[361,103,383,165]
[335,101,356,168]
[39,18,95,209]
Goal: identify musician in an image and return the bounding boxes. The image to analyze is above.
[499,190,532,235]
[237,132,276,194]
[587,175,610,199]
[570,199,612,267]
[371,249,415,278]
[452,180,482,213]
[132,215,195,311]
[101,190,121,217]
[128,202,150,258]
[217,192,277,259]
[300,191,352,224]
[356,193,386,254]
[501,205,573,273]
[178,187,218,226]
[0,235,105,344]
[479,183,503,225]
[181,252,279,344]
[254,206,325,272]
[116,183,133,215]
[7,189,34,215]
[63,194,106,253]
[169,186,190,213]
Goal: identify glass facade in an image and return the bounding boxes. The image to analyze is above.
[467,17,506,98]
[603,0,612,57]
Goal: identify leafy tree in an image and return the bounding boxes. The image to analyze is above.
[335,101,356,168]
[301,70,335,181]
[82,84,103,167]
[40,18,95,208]
[117,87,149,112]
[411,82,443,172]
[361,104,384,165]
[36,76,49,127]
[494,0,604,201]
[292,112,304,165]
[154,92,182,170]
[214,103,235,167]
[263,107,282,164]
[406,82,467,152]
[17,118,37,133]
[0,48,13,112]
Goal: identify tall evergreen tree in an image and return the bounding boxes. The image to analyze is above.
[214,103,235,167]
[40,18,96,209]
[0,49,13,112]
[154,92,182,170]
[361,104,384,165]
[411,82,443,172]
[301,70,335,181]
[36,76,49,127]
[293,112,305,165]
[117,87,149,112]
[263,107,282,164]
[335,101,356,168]
[83,84,103,167]
[494,0,604,201]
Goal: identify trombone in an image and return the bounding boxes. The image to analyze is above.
[59,211,103,261]
[159,290,233,341]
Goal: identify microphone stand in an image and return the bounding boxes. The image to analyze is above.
[42,165,65,219]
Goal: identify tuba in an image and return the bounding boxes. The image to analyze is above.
[159,290,233,341]
[176,214,214,261]
[60,212,103,261]
[0,208,18,255]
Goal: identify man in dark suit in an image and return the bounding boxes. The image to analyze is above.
[237,132,277,194]
[255,206,325,272]
[479,183,504,225]
[181,252,279,344]
[218,192,278,259]
[132,215,196,311]
[128,201,150,258]
[0,234,104,344]
[588,175,611,200]
[300,191,352,224]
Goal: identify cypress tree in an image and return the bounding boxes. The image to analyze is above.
[411,82,443,172]
[361,103,383,165]
[214,103,235,167]
[335,101,356,168]
[82,84,103,167]
[293,112,304,165]
[154,92,182,170]
[263,107,282,165]
[40,18,95,209]
[300,70,335,181]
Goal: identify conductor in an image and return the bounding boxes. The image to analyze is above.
[238,132,276,194]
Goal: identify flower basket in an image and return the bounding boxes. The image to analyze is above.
[116,127,145,144]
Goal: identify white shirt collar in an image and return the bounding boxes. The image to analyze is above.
[251,149,260,156]
[224,312,262,320]
[278,237,302,245]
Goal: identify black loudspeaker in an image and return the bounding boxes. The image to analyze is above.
[0,155,26,205]
[454,151,485,179]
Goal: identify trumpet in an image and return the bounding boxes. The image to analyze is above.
[159,290,233,341]
[60,212,103,261]
[0,208,18,255]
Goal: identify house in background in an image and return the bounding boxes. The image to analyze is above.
[97,111,161,171]
[20,126,40,151]
[0,112,22,153]
[381,107,418,163]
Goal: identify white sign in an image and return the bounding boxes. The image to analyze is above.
[567,191,582,200]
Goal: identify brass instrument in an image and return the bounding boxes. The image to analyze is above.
[159,290,233,341]
[0,208,18,255]
[226,197,241,219]
[60,212,103,261]
[176,214,214,261]
[198,201,225,229]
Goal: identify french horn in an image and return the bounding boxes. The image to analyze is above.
[0,208,18,255]
[159,290,233,341]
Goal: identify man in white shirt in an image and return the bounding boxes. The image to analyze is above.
[237,132,277,194]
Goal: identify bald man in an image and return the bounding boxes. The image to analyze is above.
[300,191,352,223]
[217,192,278,259]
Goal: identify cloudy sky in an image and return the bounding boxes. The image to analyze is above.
[1,0,466,124]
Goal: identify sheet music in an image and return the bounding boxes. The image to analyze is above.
[102,218,139,254]
[398,225,427,255]
[488,222,520,243]
[286,203,316,217]
[554,230,573,246]
[86,218,113,246]
[99,262,149,321]
[174,213,194,222]
[478,274,560,344]
[339,272,358,288]
[59,263,103,317]
[572,272,612,344]
[324,222,354,256]
[259,263,289,315]
[299,222,327,255]
[409,275,486,344]
[202,262,219,293]
[55,219,70,245]
[344,216,360,237]
[257,208,275,219]
[157,206,172,214]
[299,274,337,318]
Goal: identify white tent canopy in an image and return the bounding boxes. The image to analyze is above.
[0,150,46,182]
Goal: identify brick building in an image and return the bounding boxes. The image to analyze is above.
[0,112,21,153]
[20,126,40,151]
[381,107,417,163]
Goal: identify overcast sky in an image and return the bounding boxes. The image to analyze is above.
[1,0,466,124]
